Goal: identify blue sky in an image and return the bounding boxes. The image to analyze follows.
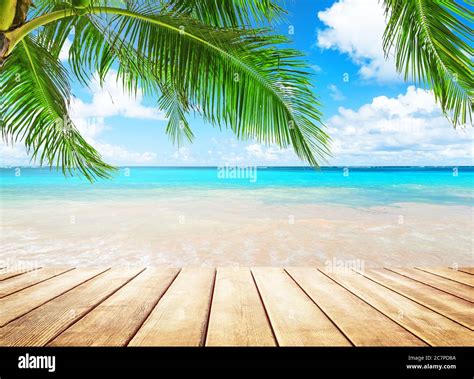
[1,0,473,167]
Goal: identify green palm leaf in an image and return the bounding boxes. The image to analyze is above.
[158,83,194,146]
[161,0,286,27]
[382,0,473,127]
[88,4,329,164]
[0,35,114,180]
[2,1,329,181]
[38,8,195,147]
[39,3,329,164]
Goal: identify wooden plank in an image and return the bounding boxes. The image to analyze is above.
[252,267,351,346]
[0,267,108,327]
[0,266,41,281]
[128,267,215,346]
[206,267,276,346]
[387,267,473,302]
[322,270,474,346]
[357,269,473,330]
[286,268,426,346]
[0,267,74,298]
[415,267,474,287]
[457,267,474,275]
[48,268,179,346]
[0,268,144,346]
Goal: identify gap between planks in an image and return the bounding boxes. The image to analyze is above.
[0,266,472,347]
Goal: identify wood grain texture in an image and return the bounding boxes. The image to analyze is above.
[1,266,472,347]
[415,267,474,287]
[0,266,41,281]
[0,267,74,298]
[457,267,474,275]
[0,268,109,327]
[357,269,474,330]
[323,269,474,346]
[206,267,276,346]
[0,268,144,346]
[286,268,426,346]
[387,267,473,302]
[252,267,351,346]
[48,268,179,346]
[128,267,215,346]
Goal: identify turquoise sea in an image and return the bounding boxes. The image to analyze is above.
[1,166,473,207]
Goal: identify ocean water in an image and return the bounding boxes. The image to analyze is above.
[2,166,473,266]
[0,166,473,207]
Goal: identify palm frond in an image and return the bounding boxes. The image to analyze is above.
[71,13,198,146]
[161,0,286,27]
[0,35,113,180]
[4,1,328,180]
[159,84,194,146]
[35,3,328,165]
[88,4,329,164]
[382,0,473,127]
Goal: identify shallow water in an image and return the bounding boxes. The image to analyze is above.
[1,166,473,206]
[1,167,473,267]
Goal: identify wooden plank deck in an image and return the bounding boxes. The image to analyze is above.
[0,266,41,281]
[0,266,472,347]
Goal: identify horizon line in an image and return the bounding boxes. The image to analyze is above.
[1,165,473,169]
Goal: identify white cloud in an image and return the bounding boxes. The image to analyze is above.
[70,70,167,121]
[0,125,158,167]
[218,151,245,164]
[73,117,109,141]
[195,138,300,166]
[327,86,474,165]
[328,84,345,101]
[68,70,164,165]
[245,144,294,162]
[317,0,400,82]
[94,142,157,165]
[0,143,30,167]
[172,147,193,162]
[1,70,162,167]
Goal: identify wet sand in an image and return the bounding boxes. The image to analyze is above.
[0,191,474,267]
[1,190,472,268]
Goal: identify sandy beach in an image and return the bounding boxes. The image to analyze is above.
[1,189,472,268]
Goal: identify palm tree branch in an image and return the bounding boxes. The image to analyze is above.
[382,0,473,127]
[1,35,114,180]
[161,0,286,27]
[4,3,329,168]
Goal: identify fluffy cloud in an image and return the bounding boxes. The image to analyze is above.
[68,71,163,165]
[1,70,162,167]
[215,142,298,165]
[93,142,157,165]
[70,71,166,121]
[197,139,300,166]
[245,144,290,161]
[317,0,400,82]
[327,86,474,165]
[166,92,473,166]
[172,147,193,162]
[0,143,30,167]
